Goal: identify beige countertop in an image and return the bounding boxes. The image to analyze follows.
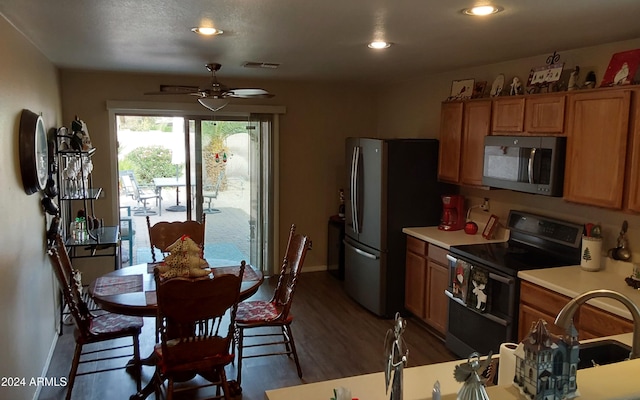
[402,225,509,250]
[518,258,640,320]
[265,333,636,400]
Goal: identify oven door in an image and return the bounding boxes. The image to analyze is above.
[444,254,517,358]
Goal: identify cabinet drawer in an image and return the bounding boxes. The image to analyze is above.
[406,236,428,256]
[427,243,449,265]
[520,281,571,316]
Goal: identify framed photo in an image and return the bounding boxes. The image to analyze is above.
[527,63,564,87]
[450,79,474,100]
[600,49,640,87]
[482,214,499,240]
[472,81,487,98]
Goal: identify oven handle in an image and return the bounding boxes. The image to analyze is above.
[488,272,514,285]
[446,254,457,263]
[444,290,510,327]
[444,289,466,307]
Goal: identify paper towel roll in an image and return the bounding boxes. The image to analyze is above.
[498,342,518,386]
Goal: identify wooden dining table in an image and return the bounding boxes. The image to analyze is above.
[88,262,264,400]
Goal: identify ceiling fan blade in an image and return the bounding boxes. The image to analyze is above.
[144,85,202,96]
[227,88,274,98]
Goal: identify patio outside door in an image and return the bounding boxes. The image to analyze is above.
[185,116,272,273]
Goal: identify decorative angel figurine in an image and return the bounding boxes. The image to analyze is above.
[384,312,408,400]
[454,351,493,400]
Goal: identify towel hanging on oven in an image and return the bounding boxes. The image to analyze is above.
[466,266,489,313]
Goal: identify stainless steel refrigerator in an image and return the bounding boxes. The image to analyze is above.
[344,137,451,317]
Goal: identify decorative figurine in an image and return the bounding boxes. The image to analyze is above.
[384,312,408,400]
[513,319,579,399]
[583,71,596,89]
[509,76,522,95]
[568,66,580,90]
[454,352,493,400]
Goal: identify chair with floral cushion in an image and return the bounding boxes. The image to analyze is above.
[235,224,311,387]
[48,234,143,400]
[152,261,245,400]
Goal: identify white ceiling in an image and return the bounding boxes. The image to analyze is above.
[2,0,640,84]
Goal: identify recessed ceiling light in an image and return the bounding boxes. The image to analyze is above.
[462,5,504,16]
[191,27,224,36]
[368,41,391,49]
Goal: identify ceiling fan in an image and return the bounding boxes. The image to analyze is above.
[145,63,274,112]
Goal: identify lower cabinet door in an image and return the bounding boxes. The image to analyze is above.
[427,260,449,335]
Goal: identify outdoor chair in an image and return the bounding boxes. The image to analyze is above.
[235,224,311,387]
[152,261,246,400]
[48,234,143,400]
[203,171,224,214]
[120,170,162,216]
[119,206,135,266]
[146,215,206,263]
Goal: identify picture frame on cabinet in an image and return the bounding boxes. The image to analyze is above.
[472,81,487,98]
[600,48,640,87]
[449,78,474,100]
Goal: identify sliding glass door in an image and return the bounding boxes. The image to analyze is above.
[116,113,273,273]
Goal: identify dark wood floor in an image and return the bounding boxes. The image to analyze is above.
[40,271,456,400]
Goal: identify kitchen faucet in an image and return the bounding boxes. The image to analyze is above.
[555,289,640,359]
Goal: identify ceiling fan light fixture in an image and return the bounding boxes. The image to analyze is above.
[462,5,504,16]
[198,97,229,112]
[368,41,391,49]
[191,27,224,36]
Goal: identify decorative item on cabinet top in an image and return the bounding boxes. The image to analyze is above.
[526,51,564,94]
[601,48,640,87]
[448,79,474,101]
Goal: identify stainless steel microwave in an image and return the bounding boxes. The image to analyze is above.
[482,136,566,196]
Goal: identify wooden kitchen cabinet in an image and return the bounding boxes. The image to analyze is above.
[623,88,640,211]
[524,94,566,134]
[404,236,449,336]
[563,89,631,209]
[438,99,490,187]
[492,97,525,133]
[405,237,428,318]
[437,102,463,184]
[519,280,632,341]
[426,244,449,335]
[460,99,492,186]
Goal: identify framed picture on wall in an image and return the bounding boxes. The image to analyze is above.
[600,49,640,87]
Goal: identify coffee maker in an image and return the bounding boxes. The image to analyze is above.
[438,194,465,231]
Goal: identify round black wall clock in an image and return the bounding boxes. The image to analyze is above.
[19,109,49,195]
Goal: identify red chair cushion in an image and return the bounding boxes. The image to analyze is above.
[89,313,143,335]
[236,300,288,324]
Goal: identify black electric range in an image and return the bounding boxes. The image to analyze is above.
[444,210,584,358]
[449,210,583,277]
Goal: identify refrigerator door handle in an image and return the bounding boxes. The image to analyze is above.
[343,239,379,260]
[350,146,361,233]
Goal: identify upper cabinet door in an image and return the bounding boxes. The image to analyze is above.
[461,100,492,186]
[438,102,464,184]
[524,94,566,134]
[624,89,640,212]
[564,89,631,209]
[492,97,525,133]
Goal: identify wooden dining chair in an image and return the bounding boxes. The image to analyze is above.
[146,214,206,262]
[48,234,143,400]
[152,261,246,400]
[235,224,311,387]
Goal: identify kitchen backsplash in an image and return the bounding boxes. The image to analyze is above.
[462,186,640,263]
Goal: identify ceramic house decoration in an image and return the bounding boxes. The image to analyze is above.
[513,319,579,399]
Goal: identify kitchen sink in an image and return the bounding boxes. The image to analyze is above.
[578,339,632,369]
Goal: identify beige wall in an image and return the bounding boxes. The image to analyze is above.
[0,15,62,399]
[377,37,640,255]
[58,70,377,275]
